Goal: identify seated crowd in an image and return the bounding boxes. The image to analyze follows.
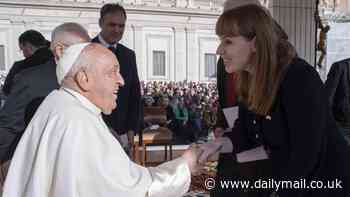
[140,80,218,143]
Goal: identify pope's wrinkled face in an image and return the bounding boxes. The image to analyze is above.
[89,52,124,114]
[216,35,256,73]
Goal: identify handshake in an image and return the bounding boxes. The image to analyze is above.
[181,137,233,175]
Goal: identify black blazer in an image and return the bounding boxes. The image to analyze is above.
[325,58,350,127]
[0,59,59,163]
[92,36,141,135]
[230,57,350,196]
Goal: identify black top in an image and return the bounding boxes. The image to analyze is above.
[2,47,54,96]
[0,59,59,163]
[228,57,350,196]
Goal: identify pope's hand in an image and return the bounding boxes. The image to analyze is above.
[198,137,233,163]
[181,144,203,175]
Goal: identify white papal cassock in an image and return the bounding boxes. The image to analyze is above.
[2,88,190,197]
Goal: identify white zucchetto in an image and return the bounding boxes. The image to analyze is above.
[56,42,90,85]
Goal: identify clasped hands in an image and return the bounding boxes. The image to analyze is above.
[181,137,233,175]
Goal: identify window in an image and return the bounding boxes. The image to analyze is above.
[205,53,217,78]
[0,45,5,71]
[153,50,166,76]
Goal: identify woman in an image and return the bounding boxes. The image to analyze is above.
[213,4,349,197]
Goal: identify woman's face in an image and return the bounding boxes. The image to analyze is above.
[216,35,256,73]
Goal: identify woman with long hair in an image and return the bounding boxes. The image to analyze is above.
[203,4,350,197]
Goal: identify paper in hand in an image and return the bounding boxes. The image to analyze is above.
[222,106,239,131]
[236,146,269,163]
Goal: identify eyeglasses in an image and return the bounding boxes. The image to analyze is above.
[50,42,69,51]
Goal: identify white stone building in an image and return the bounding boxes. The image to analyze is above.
[0,0,227,82]
[0,0,319,82]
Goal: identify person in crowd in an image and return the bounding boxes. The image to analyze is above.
[2,30,52,95]
[2,43,202,197]
[166,96,176,123]
[167,97,181,136]
[160,96,170,108]
[200,4,350,197]
[174,98,189,127]
[188,103,202,139]
[92,3,141,155]
[176,98,200,143]
[0,23,90,194]
[140,80,218,143]
[202,104,214,135]
[325,58,350,145]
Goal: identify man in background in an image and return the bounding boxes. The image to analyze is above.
[325,58,350,145]
[92,3,141,155]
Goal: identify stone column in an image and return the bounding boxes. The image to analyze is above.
[132,25,145,80]
[8,20,26,66]
[173,26,187,81]
[185,26,199,81]
[270,0,317,66]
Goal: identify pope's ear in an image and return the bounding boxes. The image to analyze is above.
[53,43,65,60]
[75,70,90,91]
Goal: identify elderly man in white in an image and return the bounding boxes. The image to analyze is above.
[2,43,202,197]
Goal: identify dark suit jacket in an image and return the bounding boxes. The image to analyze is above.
[215,57,241,155]
[2,47,53,96]
[0,59,59,163]
[215,57,239,128]
[233,58,350,196]
[215,57,229,129]
[325,58,350,128]
[92,36,141,135]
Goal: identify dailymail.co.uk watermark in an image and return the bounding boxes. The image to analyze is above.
[204,178,343,191]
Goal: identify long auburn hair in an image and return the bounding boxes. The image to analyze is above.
[216,5,296,115]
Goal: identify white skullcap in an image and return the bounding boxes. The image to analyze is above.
[56,42,90,85]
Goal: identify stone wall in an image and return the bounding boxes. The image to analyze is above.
[325,22,350,73]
